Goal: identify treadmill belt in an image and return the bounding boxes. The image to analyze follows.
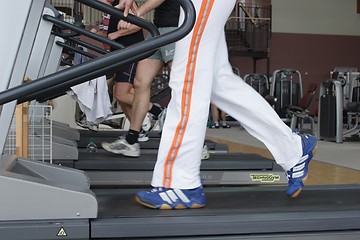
[78,129,161,139]
[90,185,360,239]
[77,137,161,149]
[75,152,277,170]
[53,151,287,186]
[76,136,227,152]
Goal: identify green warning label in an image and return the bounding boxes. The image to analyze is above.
[250,173,281,183]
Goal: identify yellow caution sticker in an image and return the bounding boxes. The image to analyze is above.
[250,173,280,183]
[57,227,67,237]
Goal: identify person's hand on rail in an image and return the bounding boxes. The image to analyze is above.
[115,0,136,17]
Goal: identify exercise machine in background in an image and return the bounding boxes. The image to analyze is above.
[319,68,360,143]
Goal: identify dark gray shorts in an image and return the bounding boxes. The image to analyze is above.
[148,27,177,64]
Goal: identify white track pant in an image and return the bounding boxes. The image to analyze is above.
[152,0,302,189]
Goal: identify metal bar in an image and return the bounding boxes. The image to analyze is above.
[0,0,196,105]
[44,15,126,50]
[19,51,148,103]
[76,0,160,37]
[56,41,97,59]
[62,36,109,55]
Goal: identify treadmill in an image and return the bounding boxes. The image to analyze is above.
[61,126,286,187]
[36,0,285,187]
[68,113,286,186]
[0,1,359,239]
[75,130,228,153]
[54,150,286,186]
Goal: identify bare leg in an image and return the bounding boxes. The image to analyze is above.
[220,109,231,128]
[130,58,164,132]
[114,82,134,120]
[220,110,226,122]
[210,104,219,124]
[210,103,220,128]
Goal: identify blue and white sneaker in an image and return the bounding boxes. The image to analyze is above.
[286,134,318,198]
[135,186,206,209]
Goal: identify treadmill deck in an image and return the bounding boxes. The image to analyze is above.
[91,185,360,239]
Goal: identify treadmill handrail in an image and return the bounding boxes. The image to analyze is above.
[76,0,161,39]
[0,0,195,106]
[49,0,162,50]
[56,41,97,59]
[60,36,109,56]
[44,14,127,51]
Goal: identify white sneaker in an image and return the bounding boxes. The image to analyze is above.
[76,119,99,132]
[101,138,140,157]
[147,113,158,132]
[157,108,167,133]
[201,145,210,160]
[138,132,149,142]
[142,113,157,132]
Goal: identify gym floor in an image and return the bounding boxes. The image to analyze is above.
[206,123,360,186]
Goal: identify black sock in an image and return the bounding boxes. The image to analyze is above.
[149,104,163,119]
[125,129,139,145]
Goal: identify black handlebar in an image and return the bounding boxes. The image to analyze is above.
[0,0,196,105]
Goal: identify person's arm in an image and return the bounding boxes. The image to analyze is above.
[115,0,137,16]
[136,0,166,17]
[108,26,141,40]
[110,3,142,39]
[99,0,114,6]
[117,0,165,30]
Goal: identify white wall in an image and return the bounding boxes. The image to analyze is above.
[272,0,360,36]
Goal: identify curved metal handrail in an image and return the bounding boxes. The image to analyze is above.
[0,0,195,105]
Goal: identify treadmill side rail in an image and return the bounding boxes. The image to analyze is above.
[0,155,97,221]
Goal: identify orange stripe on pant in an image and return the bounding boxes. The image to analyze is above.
[163,0,215,188]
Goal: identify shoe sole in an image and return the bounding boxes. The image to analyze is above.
[102,144,140,157]
[290,142,318,198]
[138,137,149,142]
[135,196,206,210]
